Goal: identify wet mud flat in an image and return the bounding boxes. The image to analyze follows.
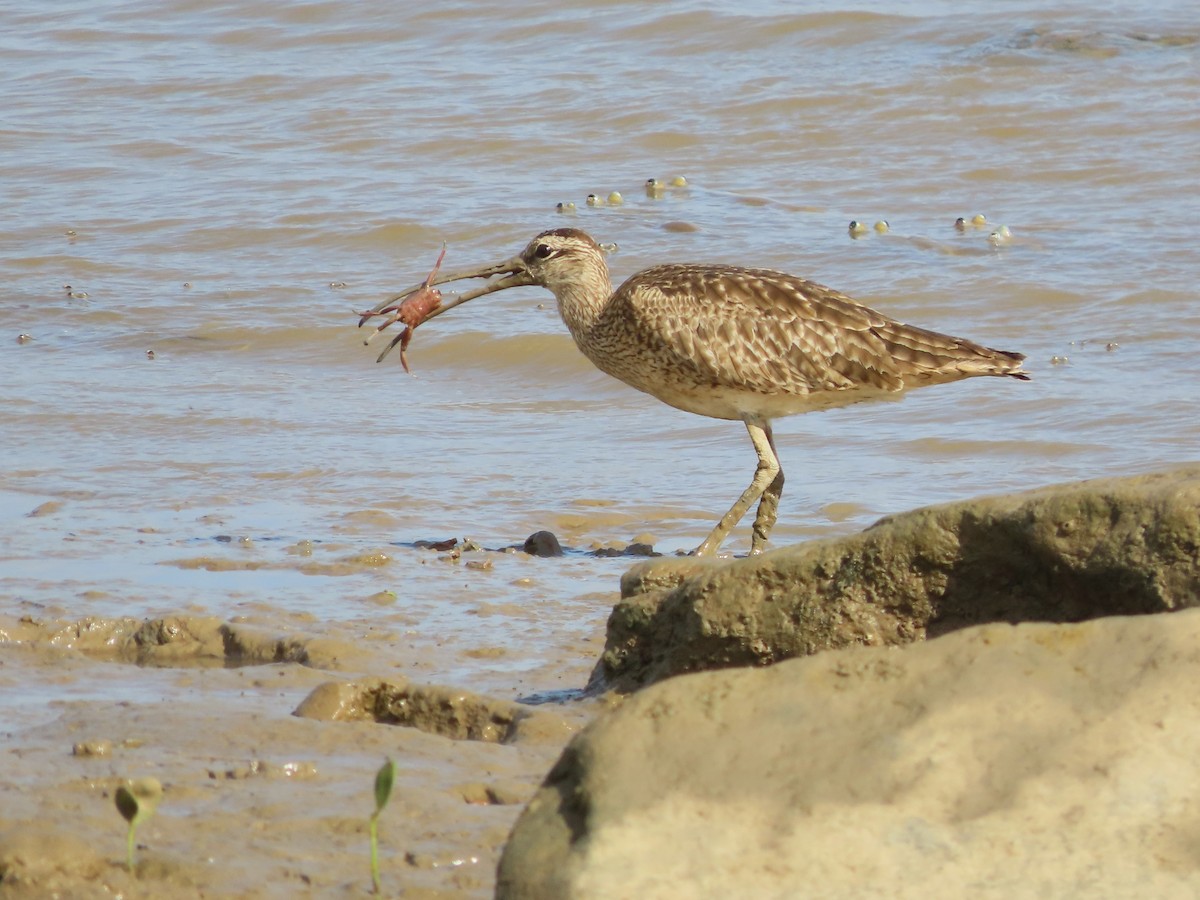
[0,538,634,899]
[7,467,1200,897]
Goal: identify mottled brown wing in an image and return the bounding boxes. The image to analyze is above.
[615,264,909,397]
[618,263,1026,394]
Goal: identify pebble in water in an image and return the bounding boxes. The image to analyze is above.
[523,530,563,558]
[72,740,113,757]
[954,214,990,230]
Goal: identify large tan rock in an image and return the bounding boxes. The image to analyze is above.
[596,466,1200,692]
[498,610,1200,899]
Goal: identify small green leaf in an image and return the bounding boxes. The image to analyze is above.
[115,777,162,874]
[374,758,396,815]
[370,759,395,894]
[115,786,140,824]
[117,777,162,825]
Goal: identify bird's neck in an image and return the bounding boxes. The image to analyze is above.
[551,265,613,340]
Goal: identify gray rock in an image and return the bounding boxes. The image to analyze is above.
[498,609,1200,898]
[594,466,1200,692]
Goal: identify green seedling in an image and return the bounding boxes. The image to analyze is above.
[370,758,396,894]
[114,776,162,874]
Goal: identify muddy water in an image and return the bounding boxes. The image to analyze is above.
[2,0,1198,895]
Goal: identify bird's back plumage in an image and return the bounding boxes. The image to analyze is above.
[574,261,1026,420]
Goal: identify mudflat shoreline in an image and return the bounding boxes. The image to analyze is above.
[6,467,1200,897]
[0,552,610,899]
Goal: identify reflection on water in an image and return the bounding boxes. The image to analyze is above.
[2,0,1199,704]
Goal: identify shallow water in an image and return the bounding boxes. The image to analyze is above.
[1,0,1199,891]
[4,0,1199,705]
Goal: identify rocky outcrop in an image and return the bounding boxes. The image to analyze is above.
[0,613,365,670]
[595,466,1200,692]
[499,609,1200,898]
[294,677,577,745]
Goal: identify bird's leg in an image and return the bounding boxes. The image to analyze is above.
[693,418,780,557]
[749,425,784,555]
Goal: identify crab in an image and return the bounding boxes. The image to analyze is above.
[356,243,446,374]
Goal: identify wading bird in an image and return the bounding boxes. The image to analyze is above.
[363,228,1028,556]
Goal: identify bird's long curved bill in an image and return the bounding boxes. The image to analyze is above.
[358,254,536,363]
[360,256,532,327]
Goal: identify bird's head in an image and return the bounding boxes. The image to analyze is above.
[513,228,608,292]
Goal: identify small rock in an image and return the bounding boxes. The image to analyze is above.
[209,760,318,780]
[294,677,575,745]
[72,740,113,758]
[454,781,528,806]
[406,850,482,870]
[416,537,458,552]
[592,541,658,558]
[523,531,563,558]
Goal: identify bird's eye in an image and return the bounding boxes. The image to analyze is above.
[534,243,553,259]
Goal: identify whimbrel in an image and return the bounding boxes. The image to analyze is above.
[365,228,1028,556]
